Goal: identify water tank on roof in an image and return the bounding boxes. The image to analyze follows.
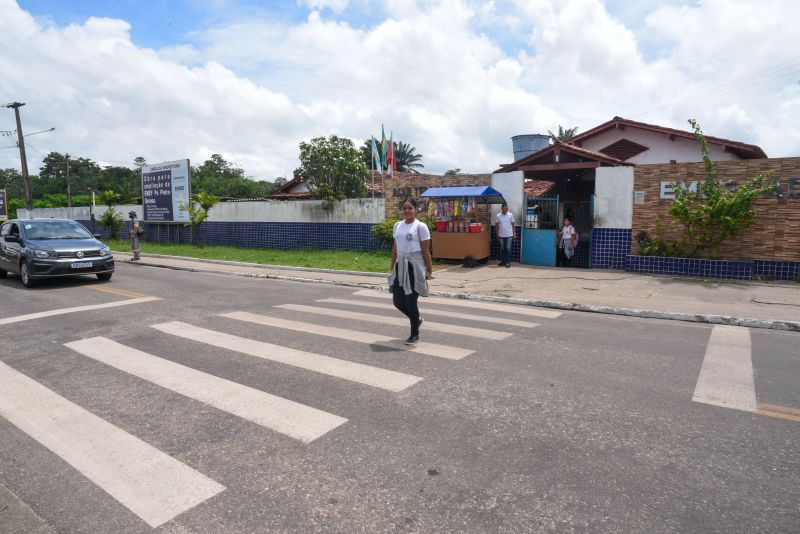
[511,134,550,161]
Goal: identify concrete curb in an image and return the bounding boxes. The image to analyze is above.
[114,251,388,277]
[117,253,800,332]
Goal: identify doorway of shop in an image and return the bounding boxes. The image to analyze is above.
[521,195,559,266]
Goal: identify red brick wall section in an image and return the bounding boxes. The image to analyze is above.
[632,157,800,261]
[380,171,492,224]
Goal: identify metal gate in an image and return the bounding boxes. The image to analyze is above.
[521,195,559,266]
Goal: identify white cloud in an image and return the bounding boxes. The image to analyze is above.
[300,0,350,14]
[1,0,797,183]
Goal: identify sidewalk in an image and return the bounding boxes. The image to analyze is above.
[115,252,800,332]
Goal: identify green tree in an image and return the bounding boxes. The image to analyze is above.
[547,125,579,142]
[191,154,275,198]
[38,152,102,197]
[181,191,220,245]
[299,135,369,201]
[0,168,24,200]
[394,141,424,173]
[444,168,462,176]
[96,190,124,236]
[359,139,425,173]
[668,119,775,258]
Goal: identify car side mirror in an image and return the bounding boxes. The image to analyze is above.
[4,235,19,243]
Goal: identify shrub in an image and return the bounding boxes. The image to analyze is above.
[371,217,401,246]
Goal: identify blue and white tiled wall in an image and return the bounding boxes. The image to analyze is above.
[80,220,384,251]
[590,228,631,270]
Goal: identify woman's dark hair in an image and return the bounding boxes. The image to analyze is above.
[402,198,418,210]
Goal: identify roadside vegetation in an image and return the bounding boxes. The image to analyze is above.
[103,239,395,272]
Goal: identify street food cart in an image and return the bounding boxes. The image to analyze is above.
[421,186,506,266]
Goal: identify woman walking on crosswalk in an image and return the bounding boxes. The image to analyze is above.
[388,198,433,345]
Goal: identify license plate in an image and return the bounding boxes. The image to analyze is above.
[70,262,92,269]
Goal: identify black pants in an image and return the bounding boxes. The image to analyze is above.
[392,265,420,335]
[557,247,572,267]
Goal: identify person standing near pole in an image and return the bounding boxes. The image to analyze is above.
[128,211,142,261]
[495,202,515,268]
[388,198,432,345]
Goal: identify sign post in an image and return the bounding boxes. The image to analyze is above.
[141,159,191,223]
[0,190,7,221]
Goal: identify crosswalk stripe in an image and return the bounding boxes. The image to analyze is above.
[0,297,160,326]
[352,289,562,319]
[65,337,347,444]
[152,321,423,392]
[0,361,225,528]
[692,325,756,412]
[221,311,473,360]
[319,298,539,328]
[275,304,513,339]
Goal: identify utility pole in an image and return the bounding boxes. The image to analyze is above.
[4,102,32,212]
[65,153,72,208]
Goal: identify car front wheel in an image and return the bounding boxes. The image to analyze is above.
[96,272,113,281]
[19,260,35,288]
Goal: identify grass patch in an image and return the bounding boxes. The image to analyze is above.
[104,239,396,272]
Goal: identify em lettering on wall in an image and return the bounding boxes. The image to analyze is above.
[632,157,800,262]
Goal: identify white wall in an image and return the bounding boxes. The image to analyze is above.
[491,171,524,224]
[579,128,737,164]
[594,167,634,228]
[18,198,386,224]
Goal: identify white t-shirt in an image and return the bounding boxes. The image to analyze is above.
[394,219,431,254]
[560,225,576,248]
[495,212,515,238]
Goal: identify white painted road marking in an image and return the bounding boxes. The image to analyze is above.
[0,361,225,528]
[0,297,161,326]
[221,311,473,360]
[66,337,347,443]
[275,304,513,340]
[352,289,562,319]
[692,325,756,412]
[152,321,423,392]
[319,298,539,328]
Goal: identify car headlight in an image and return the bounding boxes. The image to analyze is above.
[33,249,56,259]
[100,246,111,255]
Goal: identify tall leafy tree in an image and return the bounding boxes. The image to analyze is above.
[299,135,369,201]
[0,168,24,199]
[191,153,275,198]
[360,139,424,173]
[547,125,579,142]
[394,141,424,173]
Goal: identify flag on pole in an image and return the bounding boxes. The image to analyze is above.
[380,124,388,170]
[371,136,381,171]
[386,132,395,179]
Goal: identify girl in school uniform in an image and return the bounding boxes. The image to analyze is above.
[388,198,433,345]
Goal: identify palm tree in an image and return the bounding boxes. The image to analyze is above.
[394,141,424,173]
[359,139,424,173]
[547,125,579,142]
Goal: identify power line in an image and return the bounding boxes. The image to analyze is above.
[637,57,800,117]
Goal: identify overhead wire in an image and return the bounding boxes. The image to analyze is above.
[636,57,800,117]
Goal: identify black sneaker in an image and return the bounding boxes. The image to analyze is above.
[405,334,419,345]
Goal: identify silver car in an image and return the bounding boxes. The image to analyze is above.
[0,218,115,288]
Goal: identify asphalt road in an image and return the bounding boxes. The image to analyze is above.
[0,262,798,534]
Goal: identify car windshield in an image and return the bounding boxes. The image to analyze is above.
[24,221,92,240]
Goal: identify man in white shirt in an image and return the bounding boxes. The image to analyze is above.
[495,203,515,268]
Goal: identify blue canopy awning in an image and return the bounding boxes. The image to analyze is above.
[420,186,506,204]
